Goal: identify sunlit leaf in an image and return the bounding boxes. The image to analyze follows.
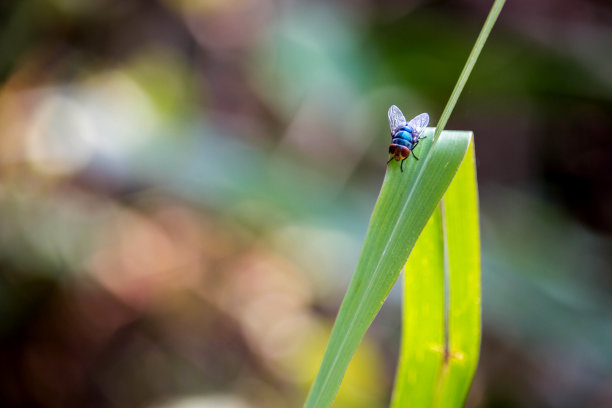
[391,139,480,407]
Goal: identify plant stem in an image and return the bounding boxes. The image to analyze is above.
[433,0,507,144]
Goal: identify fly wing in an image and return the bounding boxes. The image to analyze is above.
[388,105,406,134]
[407,113,430,137]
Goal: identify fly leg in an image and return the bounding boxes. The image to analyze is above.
[411,140,420,160]
[400,158,406,172]
[386,156,393,165]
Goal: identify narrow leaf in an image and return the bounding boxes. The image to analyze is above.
[433,0,506,143]
[391,138,480,407]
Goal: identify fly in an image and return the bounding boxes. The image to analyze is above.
[387,105,430,172]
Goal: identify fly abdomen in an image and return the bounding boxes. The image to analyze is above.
[391,137,413,150]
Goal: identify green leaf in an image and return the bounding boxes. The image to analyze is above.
[390,139,480,408]
[303,129,472,408]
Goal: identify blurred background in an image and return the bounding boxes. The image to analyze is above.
[0,0,611,407]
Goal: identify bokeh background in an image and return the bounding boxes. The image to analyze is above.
[1,0,611,407]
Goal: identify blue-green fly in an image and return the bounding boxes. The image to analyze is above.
[387,105,429,172]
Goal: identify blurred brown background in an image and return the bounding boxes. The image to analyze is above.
[0,0,611,407]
